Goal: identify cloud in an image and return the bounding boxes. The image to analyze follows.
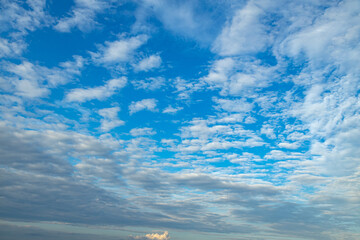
[202,57,276,96]
[212,0,268,56]
[162,105,183,114]
[173,77,204,99]
[13,79,50,98]
[177,117,265,152]
[129,98,157,114]
[134,55,162,72]
[132,231,170,240]
[65,77,127,102]
[260,124,276,139]
[54,0,110,32]
[145,231,170,240]
[98,107,124,132]
[213,98,253,113]
[130,127,156,137]
[137,0,220,44]
[2,56,85,98]
[278,142,300,150]
[0,0,49,34]
[0,0,50,58]
[91,35,148,64]
[264,150,304,161]
[132,77,165,91]
[278,0,360,73]
[0,37,27,58]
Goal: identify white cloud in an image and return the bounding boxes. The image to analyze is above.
[0,38,27,58]
[173,77,204,99]
[54,0,110,32]
[178,117,265,152]
[212,0,268,56]
[13,79,49,98]
[2,57,85,98]
[213,98,253,113]
[260,124,276,139]
[65,77,127,102]
[134,54,162,72]
[265,150,304,160]
[130,127,156,137]
[162,105,183,114]
[138,0,216,43]
[0,0,50,58]
[278,142,300,150]
[92,35,148,64]
[132,77,165,91]
[129,98,158,114]
[0,0,49,33]
[278,0,360,75]
[202,58,276,96]
[202,57,235,87]
[98,107,124,132]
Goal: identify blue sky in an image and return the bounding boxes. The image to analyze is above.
[0,0,360,239]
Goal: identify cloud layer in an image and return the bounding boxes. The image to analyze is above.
[1,0,359,240]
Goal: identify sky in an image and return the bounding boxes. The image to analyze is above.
[0,0,359,239]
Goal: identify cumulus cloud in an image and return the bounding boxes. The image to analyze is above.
[13,79,50,98]
[278,142,300,150]
[134,55,162,72]
[65,77,127,102]
[2,56,85,98]
[145,231,170,240]
[91,35,148,64]
[98,107,124,132]
[260,124,276,139]
[202,58,276,96]
[129,98,157,114]
[132,231,170,240]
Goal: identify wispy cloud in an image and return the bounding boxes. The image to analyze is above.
[91,35,149,65]
[65,77,127,102]
[54,0,110,32]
